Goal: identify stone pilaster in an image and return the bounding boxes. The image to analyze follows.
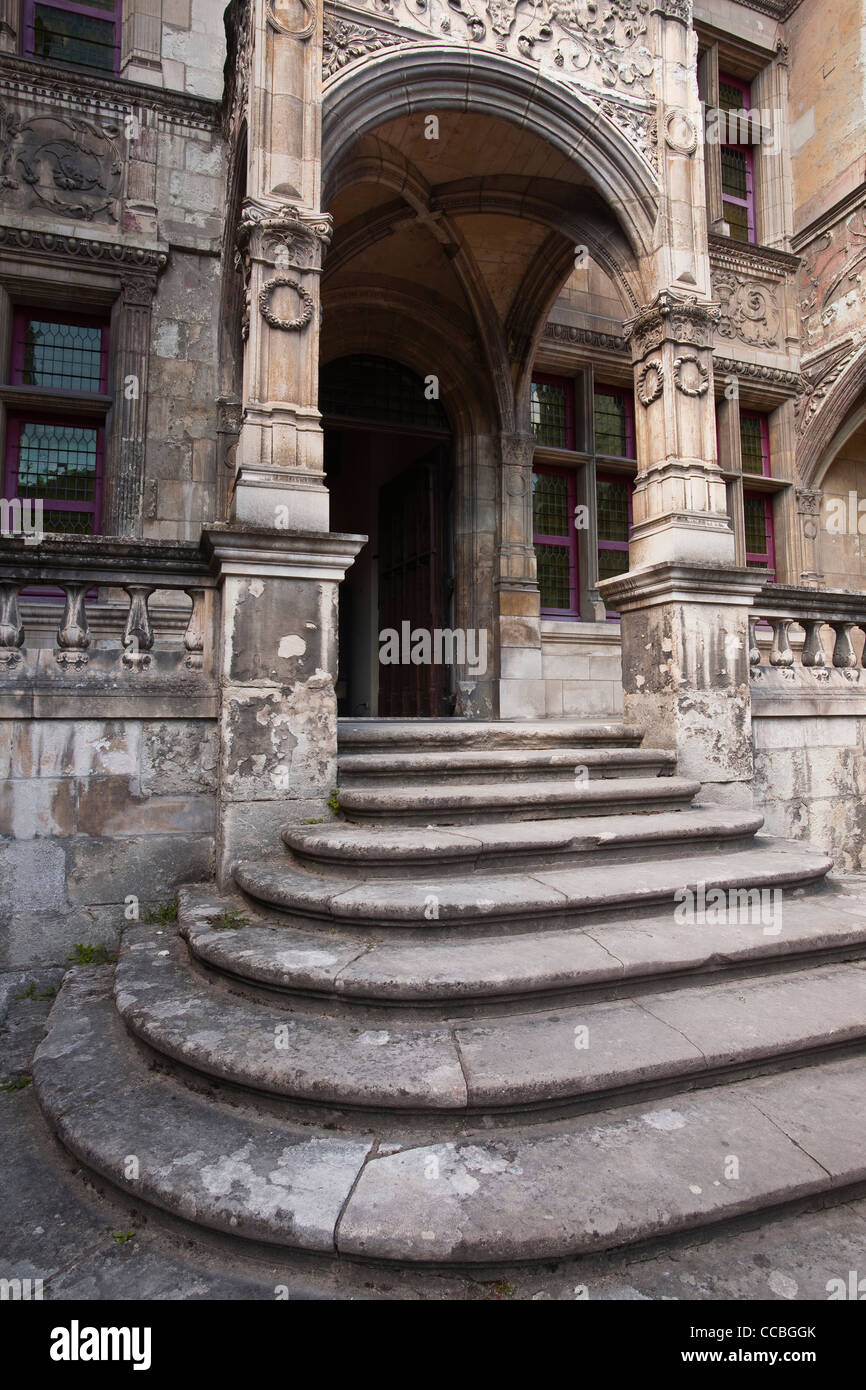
[105,270,160,538]
[626,290,734,568]
[230,0,332,530]
[204,526,365,884]
[495,431,545,719]
[600,563,764,798]
[796,488,825,586]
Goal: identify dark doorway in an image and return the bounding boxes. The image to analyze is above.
[378,447,451,717]
[321,356,453,717]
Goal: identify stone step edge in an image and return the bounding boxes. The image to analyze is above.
[282,809,766,874]
[118,922,866,1116]
[179,884,866,1008]
[337,720,645,751]
[34,972,866,1265]
[234,843,833,929]
[337,775,700,811]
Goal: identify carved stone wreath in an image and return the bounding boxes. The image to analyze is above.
[664,109,698,155]
[258,276,315,332]
[636,357,664,406]
[672,352,710,397]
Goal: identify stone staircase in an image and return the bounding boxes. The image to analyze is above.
[34,719,866,1268]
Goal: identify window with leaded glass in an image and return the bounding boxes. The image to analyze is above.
[532,466,578,615]
[739,411,770,476]
[23,0,121,73]
[4,309,109,535]
[719,74,756,244]
[594,385,635,459]
[744,492,775,576]
[596,473,633,614]
[530,374,574,450]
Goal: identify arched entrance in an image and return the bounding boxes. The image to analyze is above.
[321,354,454,717]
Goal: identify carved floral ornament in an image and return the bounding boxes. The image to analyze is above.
[636,357,663,405]
[322,0,656,99]
[0,102,122,223]
[259,276,316,331]
[712,270,780,349]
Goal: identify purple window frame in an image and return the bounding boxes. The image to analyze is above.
[4,414,105,535]
[719,72,757,245]
[596,471,634,620]
[11,308,110,393]
[593,384,636,460]
[744,490,776,579]
[739,409,771,477]
[22,0,122,74]
[533,463,580,618]
[531,373,576,451]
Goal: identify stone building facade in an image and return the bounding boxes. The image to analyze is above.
[0,0,865,966]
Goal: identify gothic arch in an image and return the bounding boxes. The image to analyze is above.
[321,46,658,271]
[800,346,866,488]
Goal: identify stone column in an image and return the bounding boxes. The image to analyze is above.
[626,291,733,569]
[230,0,331,531]
[105,268,161,538]
[204,526,364,884]
[495,431,545,719]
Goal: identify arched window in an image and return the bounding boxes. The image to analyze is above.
[320,355,450,433]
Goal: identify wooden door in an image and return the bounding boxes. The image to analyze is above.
[377,449,450,717]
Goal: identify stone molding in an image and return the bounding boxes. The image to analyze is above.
[0,53,220,132]
[0,222,167,273]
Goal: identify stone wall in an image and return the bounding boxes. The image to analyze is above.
[0,718,217,969]
[541,622,623,719]
[753,705,866,873]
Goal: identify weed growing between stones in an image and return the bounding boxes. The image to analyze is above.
[1,1075,32,1092]
[142,903,179,926]
[112,1230,136,1244]
[67,944,117,966]
[209,910,249,931]
[327,789,341,814]
[12,982,55,1001]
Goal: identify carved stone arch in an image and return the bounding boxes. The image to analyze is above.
[321,47,658,266]
[799,346,866,488]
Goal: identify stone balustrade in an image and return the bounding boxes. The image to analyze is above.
[0,535,218,717]
[750,585,866,681]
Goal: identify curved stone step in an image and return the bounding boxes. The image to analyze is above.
[337,774,702,823]
[35,968,866,1264]
[235,841,833,930]
[337,746,676,785]
[181,883,866,1006]
[115,922,866,1116]
[283,807,765,878]
[338,719,644,753]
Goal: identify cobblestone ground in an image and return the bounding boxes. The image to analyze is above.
[4,966,866,1303]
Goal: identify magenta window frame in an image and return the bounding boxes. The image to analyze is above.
[533,463,580,618]
[719,71,757,245]
[593,384,636,460]
[739,409,771,477]
[531,373,576,451]
[744,490,775,579]
[4,414,105,536]
[22,0,122,74]
[11,308,110,393]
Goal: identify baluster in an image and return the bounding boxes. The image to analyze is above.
[748,618,761,670]
[830,622,858,669]
[122,584,155,669]
[56,582,90,668]
[0,581,24,667]
[769,618,793,668]
[800,619,827,667]
[183,587,205,671]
